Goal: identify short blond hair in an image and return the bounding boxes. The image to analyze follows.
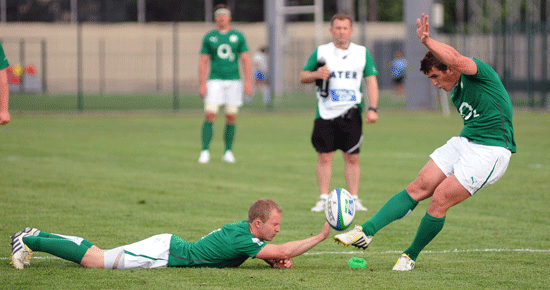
[248,199,282,223]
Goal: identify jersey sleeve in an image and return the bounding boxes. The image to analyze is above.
[302,48,319,71]
[238,32,249,54]
[469,58,494,82]
[200,33,211,55]
[232,232,267,258]
[363,50,379,77]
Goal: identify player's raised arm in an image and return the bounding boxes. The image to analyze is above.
[417,13,477,76]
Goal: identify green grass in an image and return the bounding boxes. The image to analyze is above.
[7,91,407,111]
[1,110,549,289]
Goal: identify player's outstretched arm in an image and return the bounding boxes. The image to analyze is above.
[256,222,331,264]
[417,13,477,75]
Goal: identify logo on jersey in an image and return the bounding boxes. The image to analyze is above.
[229,34,238,43]
[252,238,264,247]
[330,89,356,102]
[209,36,218,43]
[459,102,479,120]
[217,44,236,61]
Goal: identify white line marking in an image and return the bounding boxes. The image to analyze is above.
[304,248,550,255]
[1,248,548,261]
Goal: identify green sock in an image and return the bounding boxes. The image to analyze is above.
[361,189,419,236]
[201,121,213,150]
[37,231,94,248]
[224,123,235,151]
[404,213,446,261]
[23,234,93,264]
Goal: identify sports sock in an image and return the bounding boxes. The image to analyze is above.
[361,189,418,236]
[23,234,93,264]
[224,123,235,151]
[404,212,446,261]
[37,231,94,248]
[201,121,213,150]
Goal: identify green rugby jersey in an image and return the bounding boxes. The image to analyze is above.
[451,58,516,153]
[0,43,9,70]
[167,220,266,268]
[200,29,249,80]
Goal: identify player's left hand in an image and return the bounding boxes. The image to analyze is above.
[271,258,293,269]
[366,110,378,124]
[416,13,430,43]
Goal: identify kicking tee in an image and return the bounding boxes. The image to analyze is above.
[201,29,249,80]
[0,43,9,70]
[451,58,516,153]
[303,42,378,120]
[167,220,266,268]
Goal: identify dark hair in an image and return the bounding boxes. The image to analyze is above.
[248,199,282,223]
[420,51,448,74]
[330,14,353,27]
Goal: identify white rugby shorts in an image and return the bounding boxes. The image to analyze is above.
[205,80,243,108]
[430,136,511,195]
[117,234,172,269]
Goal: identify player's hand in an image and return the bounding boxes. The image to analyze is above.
[316,66,330,81]
[365,110,378,124]
[0,111,10,125]
[273,258,293,269]
[320,222,332,240]
[199,83,207,99]
[416,13,430,43]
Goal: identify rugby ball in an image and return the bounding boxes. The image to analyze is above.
[325,188,355,231]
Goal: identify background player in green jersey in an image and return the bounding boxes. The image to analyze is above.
[198,4,252,164]
[0,42,10,125]
[334,13,515,271]
[10,199,331,270]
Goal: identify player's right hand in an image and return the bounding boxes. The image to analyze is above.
[316,66,330,81]
[199,83,207,98]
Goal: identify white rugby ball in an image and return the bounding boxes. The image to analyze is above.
[325,188,355,231]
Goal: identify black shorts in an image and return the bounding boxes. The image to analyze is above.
[311,108,363,154]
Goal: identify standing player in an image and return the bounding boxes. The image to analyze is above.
[198,4,252,163]
[334,13,516,271]
[300,14,380,212]
[10,199,331,270]
[0,42,10,125]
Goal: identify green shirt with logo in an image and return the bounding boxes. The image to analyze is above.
[167,220,266,268]
[200,29,249,80]
[451,58,516,153]
[0,43,9,70]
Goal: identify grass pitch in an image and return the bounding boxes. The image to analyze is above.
[1,109,549,289]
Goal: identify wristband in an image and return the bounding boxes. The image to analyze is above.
[368,107,378,113]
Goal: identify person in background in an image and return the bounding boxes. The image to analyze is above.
[250,46,271,106]
[198,4,252,164]
[390,50,406,96]
[300,14,380,213]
